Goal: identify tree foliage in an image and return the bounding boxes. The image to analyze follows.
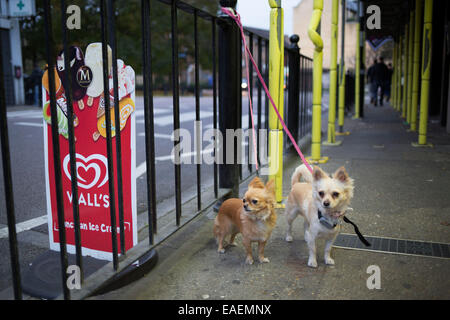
[21,0,219,87]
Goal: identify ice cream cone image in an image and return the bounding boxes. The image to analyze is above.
[42,65,64,99]
[94,97,134,141]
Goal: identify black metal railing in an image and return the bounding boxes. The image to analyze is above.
[0,0,312,300]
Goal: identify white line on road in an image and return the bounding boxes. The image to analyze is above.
[134,108,172,117]
[135,148,215,178]
[0,215,48,239]
[137,111,214,126]
[7,110,42,118]
[138,132,173,139]
[14,122,43,127]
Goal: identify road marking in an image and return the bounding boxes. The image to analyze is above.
[14,121,43,127]
[7,110,42,118]
[138,132,173,139]
[135,148,215,178]
[134,108,172,117]
[137,111,214,126]
[0,215,48,239]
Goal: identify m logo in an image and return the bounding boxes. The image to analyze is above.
[76,66,93,87]
[63,153,109,189]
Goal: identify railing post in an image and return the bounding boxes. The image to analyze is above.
[268,0,285,202]
[287,35,300,144]
[218,0,240,197]
[413,0,433,147]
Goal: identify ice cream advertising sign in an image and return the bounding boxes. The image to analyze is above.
[42,43,137,261]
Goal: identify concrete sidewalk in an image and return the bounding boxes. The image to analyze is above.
[91,103,450,300]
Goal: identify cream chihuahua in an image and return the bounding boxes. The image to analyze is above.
[285,164,354,267]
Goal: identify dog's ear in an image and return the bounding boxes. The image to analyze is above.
[313,166,326,181]
[249,177,265,189]
[333,166,350,183]
[265,179,276,196]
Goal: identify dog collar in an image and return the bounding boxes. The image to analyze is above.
[318,210,338,229]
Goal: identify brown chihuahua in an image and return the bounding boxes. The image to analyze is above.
[213,177,277,264]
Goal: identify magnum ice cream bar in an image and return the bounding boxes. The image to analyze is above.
[85,43,112,108]
[57,46,87,110]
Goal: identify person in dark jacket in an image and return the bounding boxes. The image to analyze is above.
[372,56,389,106]
[367,59,378,105]
[384,63,393,103]
[30,64,43,107]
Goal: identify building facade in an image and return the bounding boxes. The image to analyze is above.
[292,0,358,70]
[0,0,25,105]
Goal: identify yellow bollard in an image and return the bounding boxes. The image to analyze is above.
[410,0,422,132]
[268,0,284,202]
[406,10,414,125]
[323,0,342,146]
[413,0,433,147]
[402,24,408,119]
[397,34,403,112]
[337,64,347,133]
[306,0,328,163]
[391,42,397,107]
[353,1,361,119]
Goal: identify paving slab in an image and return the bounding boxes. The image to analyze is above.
[90,104,450,300]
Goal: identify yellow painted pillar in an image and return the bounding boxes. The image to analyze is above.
[406,10,414,125]
[402,24,409,119]
[397,34,403,112]
[391,42,396,108]
[268,0,284,202]
[354,1,361,119]
[411,0,423,131]
[413,0,433,147]
[337,0,349,135]
[324,0,341,146]
[394,40,398,110]
[307,0,328,163]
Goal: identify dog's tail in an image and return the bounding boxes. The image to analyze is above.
[291,164,313,186]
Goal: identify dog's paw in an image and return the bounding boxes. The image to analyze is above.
[229,242,237,247]
[245,257,254,265]
[325,257,335,265]
[259,257,270,263]
[307,258,318,268]
[217,248,225,254]
[285,235,293,242]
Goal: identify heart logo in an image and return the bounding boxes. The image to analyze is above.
[63,153,108,189]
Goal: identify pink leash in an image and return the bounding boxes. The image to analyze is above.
[221,8,314,174]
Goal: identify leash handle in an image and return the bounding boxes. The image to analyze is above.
[221,8,314,174]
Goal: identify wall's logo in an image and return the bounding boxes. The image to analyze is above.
[63,153,108,189]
